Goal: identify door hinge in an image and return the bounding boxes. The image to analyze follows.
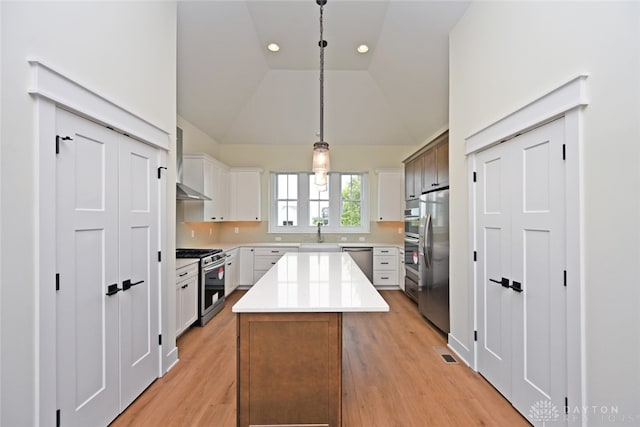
[157,166,167,179]
[473,251,477,262]
[55,135,72,155]
[56,409,61,427]
[158,251,162,262]
[564,270,567,287]
[158,334,162,346]
[565,397,569,414]
[473,171,477,182]
[562,144,566,160]
[474,330,478,342]
[56,273,60,291]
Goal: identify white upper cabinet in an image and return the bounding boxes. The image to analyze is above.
[230,168,262,221]
[376,169,404,222]
[182,154,229,222]
[210,161,229,221]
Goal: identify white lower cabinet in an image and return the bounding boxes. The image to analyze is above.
[176,262,199,337]
[253,247,298,283]
[238,247,255,287]
[225,249,239,295]
[398,248,405,291]
[373,247,398,287]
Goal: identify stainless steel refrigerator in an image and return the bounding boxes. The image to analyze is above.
[418,189,450,334]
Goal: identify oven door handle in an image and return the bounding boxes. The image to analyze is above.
[404,237,419,244]
[203,262,225,273]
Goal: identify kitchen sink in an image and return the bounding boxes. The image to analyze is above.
[298,243,341,252]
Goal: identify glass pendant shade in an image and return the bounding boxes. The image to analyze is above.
[314,170,327,186]
[312,141,330,174]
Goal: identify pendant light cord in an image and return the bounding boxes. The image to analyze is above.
[319,2,325,143]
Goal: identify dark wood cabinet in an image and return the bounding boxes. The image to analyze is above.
[237,312,342,427]
[404,131,449,201]
[404,157,422,200]
[435,139,449,188]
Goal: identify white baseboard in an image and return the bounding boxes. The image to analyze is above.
[447,333,473,369]
[164,346,179,373]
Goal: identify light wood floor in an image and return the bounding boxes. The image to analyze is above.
[111,290,529,426]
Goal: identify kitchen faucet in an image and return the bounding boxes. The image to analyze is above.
[317,223,324,243]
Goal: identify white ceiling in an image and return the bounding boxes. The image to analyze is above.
[177,1,469,147]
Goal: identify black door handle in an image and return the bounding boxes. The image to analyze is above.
[123,279,145,291]
[510,281,523,293]
[106,283,122,296]
[489,277,510,288]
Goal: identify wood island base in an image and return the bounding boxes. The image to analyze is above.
[237,312,342,427]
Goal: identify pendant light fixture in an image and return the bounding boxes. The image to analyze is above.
[312,0,329,191]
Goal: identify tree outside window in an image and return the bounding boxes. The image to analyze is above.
[341,174,361,227]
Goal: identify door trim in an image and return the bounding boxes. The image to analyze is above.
[462,75,588,422]
[29,59,170,426]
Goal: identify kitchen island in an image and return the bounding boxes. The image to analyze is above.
[233,252,389,427]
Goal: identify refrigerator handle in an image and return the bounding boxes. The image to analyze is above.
[423,213,432,269]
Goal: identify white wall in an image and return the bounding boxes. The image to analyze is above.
[178,115,221,158]
[449,0,640,418]
[0,2,177,425]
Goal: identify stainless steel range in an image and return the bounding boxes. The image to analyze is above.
[176,248,226,326]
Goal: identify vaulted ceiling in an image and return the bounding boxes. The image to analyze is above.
[177,1,469,147]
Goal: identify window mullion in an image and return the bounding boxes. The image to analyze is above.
[299,173,310,232]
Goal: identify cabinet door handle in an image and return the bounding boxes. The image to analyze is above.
[105,283,122,296]
[381,276,389,280]
[181,284,188,289]
[179,272,188,277]
[381,262,389,265]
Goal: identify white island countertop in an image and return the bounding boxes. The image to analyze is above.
[232,252,389,313]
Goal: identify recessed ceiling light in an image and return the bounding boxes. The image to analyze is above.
[356,44,369,54]
[267,43,280,52]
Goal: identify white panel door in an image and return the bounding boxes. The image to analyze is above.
[475,142,513,398]
[118,135,160,410]
[475,118,567,425]
[56,109,120,427]
[510,119,567,422]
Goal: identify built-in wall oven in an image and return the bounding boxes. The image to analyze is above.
[176,248,226,326]
[404,200,420,303]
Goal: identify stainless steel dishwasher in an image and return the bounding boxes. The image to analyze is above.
[342,247,373,283]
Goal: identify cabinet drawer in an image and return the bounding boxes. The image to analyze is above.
[373,255,397,270]
[176,264,198,282]
[254,247,297,256]
[373,247,396,256]
[373,272,396,286]
[254,255,282,270]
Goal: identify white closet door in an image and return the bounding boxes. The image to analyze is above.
[118,134,160,410]
[475,118,567,425]
[475,141,513,398]
[510,119,567,421]
[56,109,120,427]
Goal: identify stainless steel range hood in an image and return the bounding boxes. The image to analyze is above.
[176,127,211,201]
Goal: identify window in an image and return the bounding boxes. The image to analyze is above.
[276,173,298,226]
[270,172,369,233]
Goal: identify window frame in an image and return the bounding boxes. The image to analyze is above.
[269,172,369,234]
